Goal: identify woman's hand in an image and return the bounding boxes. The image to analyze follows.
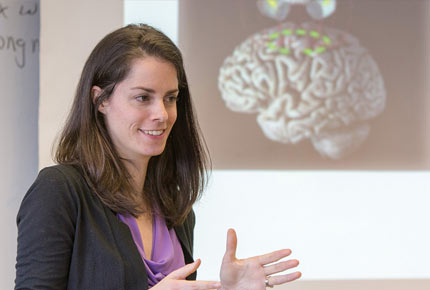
[152,259,222,290]
[220,229,301,290]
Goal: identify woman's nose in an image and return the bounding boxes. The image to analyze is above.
[151,99,168,122]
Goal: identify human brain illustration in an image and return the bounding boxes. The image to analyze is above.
[218,22,386,159]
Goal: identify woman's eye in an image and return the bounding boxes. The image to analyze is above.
[165,96,178,103]
[136,95,149,102]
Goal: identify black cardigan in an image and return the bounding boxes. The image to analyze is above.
[15,164,196,290]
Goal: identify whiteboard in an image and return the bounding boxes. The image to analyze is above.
[0,0,39,289]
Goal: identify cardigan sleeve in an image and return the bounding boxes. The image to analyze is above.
[15,167,79,290]
[186,209,195,256]
[174,208,197,280]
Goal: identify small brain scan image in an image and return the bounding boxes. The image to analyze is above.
[218,3,386,160]
[257,0,337,21]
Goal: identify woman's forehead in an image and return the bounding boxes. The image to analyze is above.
[120,57,179,90]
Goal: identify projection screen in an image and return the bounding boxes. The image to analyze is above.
[125,0,430,283]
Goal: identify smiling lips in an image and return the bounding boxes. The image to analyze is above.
[139,129,165,136]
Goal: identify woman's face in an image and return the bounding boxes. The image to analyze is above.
[95,56,178,164]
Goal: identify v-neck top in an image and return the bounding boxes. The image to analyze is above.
[117,213,185,287]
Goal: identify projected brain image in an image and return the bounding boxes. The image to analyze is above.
[218,22,386,159]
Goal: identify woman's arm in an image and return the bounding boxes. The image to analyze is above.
[15,167,78,290]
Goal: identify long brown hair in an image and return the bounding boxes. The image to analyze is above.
[55,24,210,227]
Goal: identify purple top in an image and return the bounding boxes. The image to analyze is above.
[117,213,185,288]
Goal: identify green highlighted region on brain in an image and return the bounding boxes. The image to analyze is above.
[266,27,331,57]
[218,22,386,159]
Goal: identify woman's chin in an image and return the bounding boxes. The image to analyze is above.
[141,148,167,159]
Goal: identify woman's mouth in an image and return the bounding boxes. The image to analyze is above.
[140,129,165,136]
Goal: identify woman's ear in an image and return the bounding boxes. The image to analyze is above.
[91,86,106,114]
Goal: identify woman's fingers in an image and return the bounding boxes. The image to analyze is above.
[264,259,299,276]
[168,259,201,280]
[180,280,222,289]
[165,260,222,289]
[222,228,238,262]
[267,271,302,286]
[255,248,292,265]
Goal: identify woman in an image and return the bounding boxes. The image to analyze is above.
[15,24,301,290]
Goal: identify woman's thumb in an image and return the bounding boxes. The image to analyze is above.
[167,259,201,280]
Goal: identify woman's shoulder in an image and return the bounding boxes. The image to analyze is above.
[37,163,84,182]
[20,164,89,208]
[36,163,90,191]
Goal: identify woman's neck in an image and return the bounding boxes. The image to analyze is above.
[124,157,149,201]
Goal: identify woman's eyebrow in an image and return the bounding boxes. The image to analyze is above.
[131,86,179,95]
[131,86,155,93]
